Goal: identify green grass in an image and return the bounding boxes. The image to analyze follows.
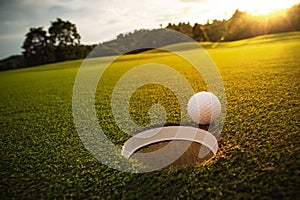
[1,32,300,199]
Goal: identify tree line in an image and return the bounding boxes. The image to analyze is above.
[0,3,299,71]
[166,4,300,42]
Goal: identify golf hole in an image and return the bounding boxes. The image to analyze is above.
[122,126,218,169]
[131,141,215,168]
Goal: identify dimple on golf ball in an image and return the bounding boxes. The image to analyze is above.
[187,92,221,125]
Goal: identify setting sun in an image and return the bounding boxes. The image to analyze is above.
[238,0,299,15]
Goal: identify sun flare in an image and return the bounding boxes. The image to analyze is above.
[240,0,299,15]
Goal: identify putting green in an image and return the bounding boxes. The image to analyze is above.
[1,32,299,199]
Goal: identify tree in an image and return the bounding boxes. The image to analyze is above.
[22,27,48,58]
[203,20,228,42]
[48,18,81,47]
[22,27,55,66]
[192,23,207,42]
[288,3,300,30]
[226,10,254,41]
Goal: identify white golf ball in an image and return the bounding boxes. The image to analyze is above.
[187,92,221,125]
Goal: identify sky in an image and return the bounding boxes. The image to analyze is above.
[0,0,299,59]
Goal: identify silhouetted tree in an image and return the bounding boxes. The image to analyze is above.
[203,20,227,42]
[22,27,55,66]
[49,18,81,47]
[48,18,83,61]
[226,10,253,41]
[192,23,206,41]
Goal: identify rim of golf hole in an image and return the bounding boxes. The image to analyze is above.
[122,126,218,169]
